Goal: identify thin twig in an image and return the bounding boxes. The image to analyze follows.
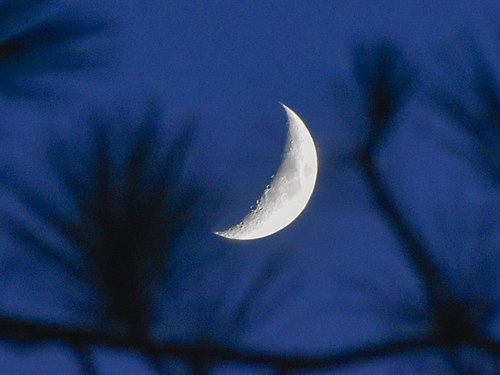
[357,150,449,302]
[71,344,97,375]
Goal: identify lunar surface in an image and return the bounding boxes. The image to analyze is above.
[215,104,318,240]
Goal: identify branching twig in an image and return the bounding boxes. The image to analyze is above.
[348,40,487,354]
[357,151,449,302]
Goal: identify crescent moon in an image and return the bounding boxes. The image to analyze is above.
[215,104,318,240]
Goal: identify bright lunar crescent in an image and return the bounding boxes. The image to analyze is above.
[215,104,318,240]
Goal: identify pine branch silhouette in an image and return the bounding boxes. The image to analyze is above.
[53,105,204,340]
[332,40,500,372]
[352,40,417,152]
[0,0,107,97]
[1,312,499,371]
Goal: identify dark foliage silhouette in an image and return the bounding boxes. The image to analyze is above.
[352,41,417,136]
[49,106,202,339]
[0,0,106,97]
[336,40,500,370]
[329,40,417,162]
[0,104,209,374]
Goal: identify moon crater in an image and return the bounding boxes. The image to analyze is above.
[215,104,318,241]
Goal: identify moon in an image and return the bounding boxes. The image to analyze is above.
[215,104,318,240]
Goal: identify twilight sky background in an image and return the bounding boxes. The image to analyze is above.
[0,0,499,373]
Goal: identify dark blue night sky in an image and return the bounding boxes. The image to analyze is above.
[0,0,499,374]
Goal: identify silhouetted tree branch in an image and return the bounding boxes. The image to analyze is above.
[71,345,97,375]
[0,314,446,371]
[348,42,448,297]
[0,0,108,98]
[335,41,495,363]
[2,314,498,371]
